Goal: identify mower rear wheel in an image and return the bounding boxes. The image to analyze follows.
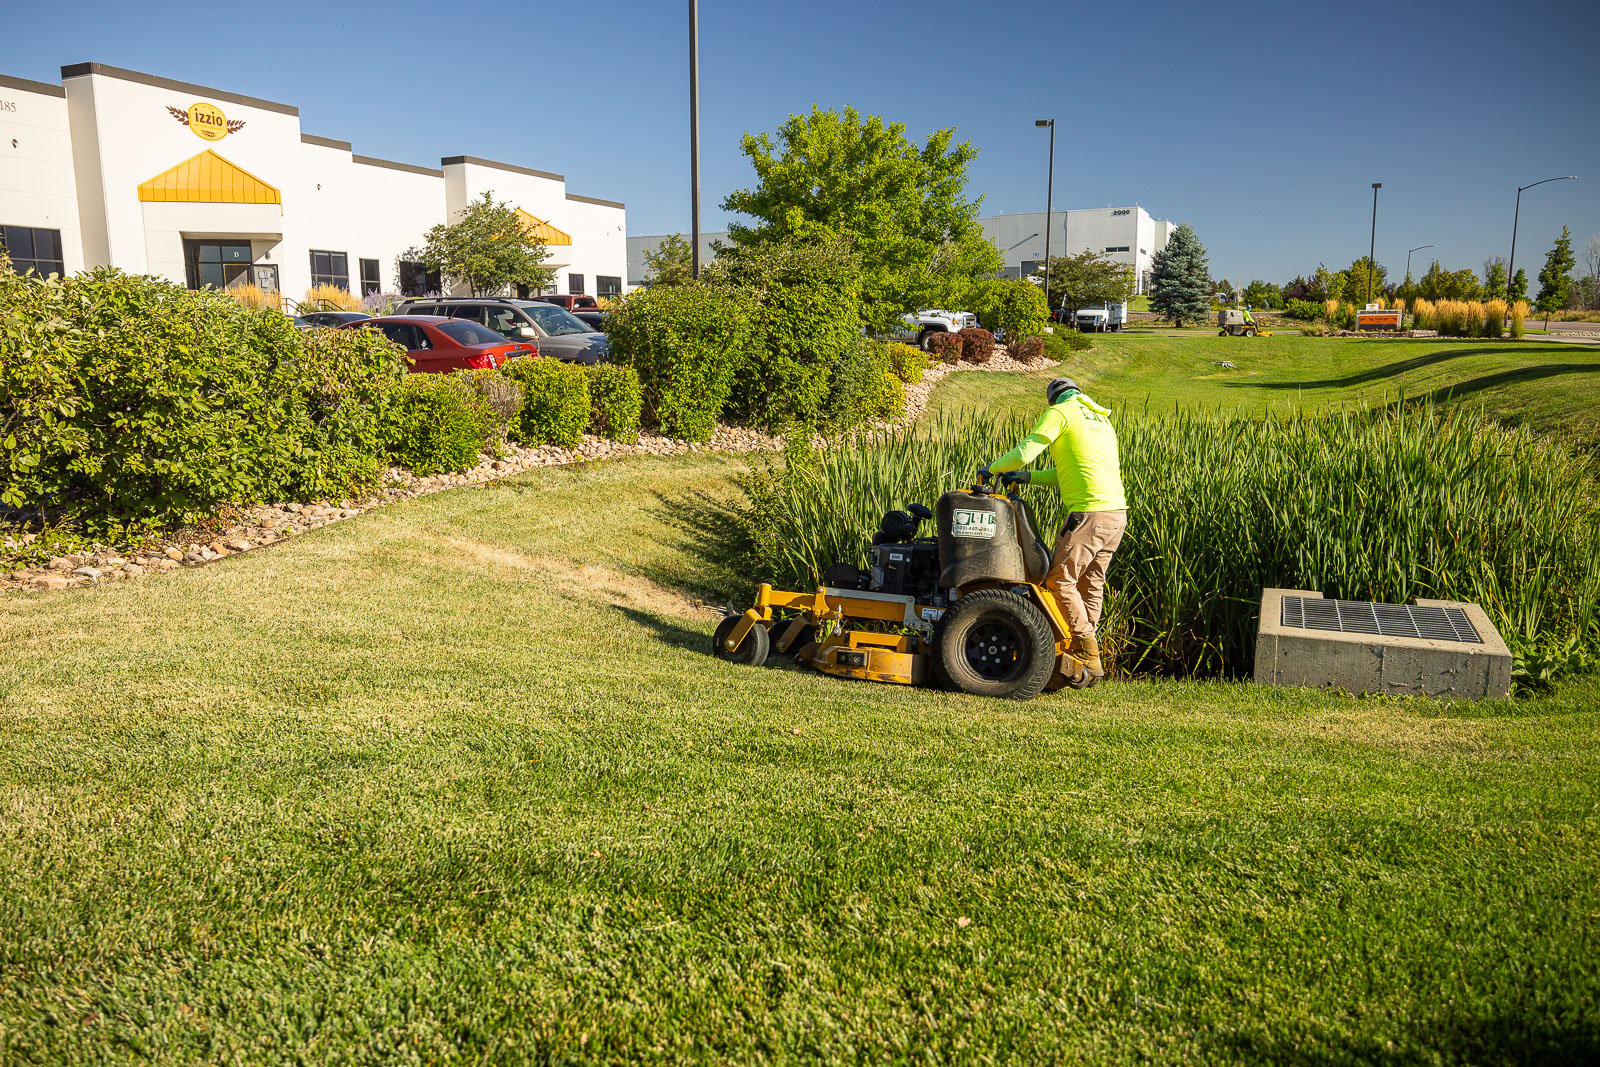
[937,589,1055,700]
[713,615,770,667]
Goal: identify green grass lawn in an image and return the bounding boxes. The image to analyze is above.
[3,453,1598,1063]
[945,332,1600,448]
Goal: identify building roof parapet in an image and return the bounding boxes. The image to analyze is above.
[300,133,352,151]
[59,62,299,116]
[0,73,65,98]
[440,155,565,183]
[353,154,443,178]
[566,192,626,210]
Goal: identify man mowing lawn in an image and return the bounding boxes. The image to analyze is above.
[983,377,1127,685]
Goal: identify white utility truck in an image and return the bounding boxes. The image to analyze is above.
[1073,302,1127,332]
[894,309,979,350]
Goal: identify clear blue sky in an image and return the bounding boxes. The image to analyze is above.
[5,0,1596,284]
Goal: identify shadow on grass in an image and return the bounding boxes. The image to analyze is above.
[638,486,755,605]
[1226,347,1505,391]
[610,605,711,654]
[1212,1014,1600,1066]
[1400,362,1600,404]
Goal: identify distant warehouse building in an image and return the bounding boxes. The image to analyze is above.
[0,64,626,301]
[626,205,1172,294]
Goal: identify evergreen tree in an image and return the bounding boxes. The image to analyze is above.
[1509,268,1528,302]
[1148,223,1212,326]
[1535,226,1576,312]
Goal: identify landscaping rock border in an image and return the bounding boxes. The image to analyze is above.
[2,349,1057,594]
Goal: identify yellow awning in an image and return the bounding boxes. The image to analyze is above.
[515,208,572,246]
[138,150,282,205]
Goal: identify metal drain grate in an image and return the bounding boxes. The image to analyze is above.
[1280,596,1482,644]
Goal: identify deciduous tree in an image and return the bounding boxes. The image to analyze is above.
[643,234,696,287]
[721,106,1000,332]
[418,193,553,296]
[1148,224,1212,326]
[1036,250,1134,321]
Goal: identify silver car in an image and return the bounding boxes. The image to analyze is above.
[400,298,610,364]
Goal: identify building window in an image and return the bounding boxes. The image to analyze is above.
[183,239,252,290]
[1104,246,1130,253]
[1,225,66,277]
[398,261,441,297]
[568,273,585,295]
[359,258,381,295]
[597,275,621,298]
[309,250,349,290]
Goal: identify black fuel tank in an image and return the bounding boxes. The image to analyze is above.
[936,489,1027,589]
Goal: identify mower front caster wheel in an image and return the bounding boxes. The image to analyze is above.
[712,615,770,667]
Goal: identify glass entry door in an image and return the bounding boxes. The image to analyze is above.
[184,240,253,290]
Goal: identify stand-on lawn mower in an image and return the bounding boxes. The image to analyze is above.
[712,475,1091,700]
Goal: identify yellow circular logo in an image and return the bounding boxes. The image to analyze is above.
[187,101,228,141]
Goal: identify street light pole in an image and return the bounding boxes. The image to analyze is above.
[1507,175,1577,302]
[1405,243,1435,286]
[689,0,701,278]
[1035,119,1055,313]
[1367,182,1382,306]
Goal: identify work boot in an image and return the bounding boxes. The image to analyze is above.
[1069,634,1105,686]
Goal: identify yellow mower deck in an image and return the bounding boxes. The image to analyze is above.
[721,582,1087,691]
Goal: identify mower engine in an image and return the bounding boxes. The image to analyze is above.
[868,504,941,601]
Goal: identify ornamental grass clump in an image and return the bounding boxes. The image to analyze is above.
[1510,299,1529,338]
[1323,298,1340,322]
[302,283,363,312]
[1410,298,1435,330]
[1483,298,1508,338]
[738,406,1600,685]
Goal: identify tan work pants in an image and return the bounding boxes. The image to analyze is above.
[1044,510,1127,638]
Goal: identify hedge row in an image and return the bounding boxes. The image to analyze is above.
[0,269,646,534]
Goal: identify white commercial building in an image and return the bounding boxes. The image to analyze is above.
[979,207,1173,294]
[627,207,1172,295]
[1,63,626,302]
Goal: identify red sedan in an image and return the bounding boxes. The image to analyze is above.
[343,315,537,372]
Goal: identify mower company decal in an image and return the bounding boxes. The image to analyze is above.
[950,509,996,539]
[919,607,946,622]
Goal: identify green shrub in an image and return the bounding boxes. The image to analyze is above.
[740,406,1600,687]
[960,278,1051,338]
[957,327,996,364]
[1283,298,1321,321]
[708,238,866,430]
[925,331,962,363]
[824,339,904,428]
[883,342,928,384]
[502,357,590,448]
[584,363,643,442]
[605,285,752,442]
[1299,324,1329,337]
[0,266,406,535]
[1039,329,1090,362]
[385,374,497,476]
[454,367,522,454]
[1012,336,1046,363]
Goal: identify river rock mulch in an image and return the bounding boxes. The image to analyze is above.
[3,349,1055,594]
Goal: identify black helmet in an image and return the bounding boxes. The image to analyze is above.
[1047,377,1079,405]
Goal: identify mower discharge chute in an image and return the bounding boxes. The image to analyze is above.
[712,476,1091,700]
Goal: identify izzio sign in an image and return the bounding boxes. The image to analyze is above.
[167,101,245,140]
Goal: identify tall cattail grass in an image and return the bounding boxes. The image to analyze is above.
[224,282,283,312]
[1483,298,1508,338]
[737,408,1600,681]
[302,283,363,312]
[1510,299,1529,338]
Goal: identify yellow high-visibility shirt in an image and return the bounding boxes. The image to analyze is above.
[990,393,1127,512]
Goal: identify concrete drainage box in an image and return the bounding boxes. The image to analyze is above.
[1253,588,1512,700]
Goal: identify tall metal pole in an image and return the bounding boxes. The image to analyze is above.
[1036,119,1054,314]
[1367,182,1381,306]
[1508,175,1578,302]
[689,0,701,278]
[1405,244,1435,287]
